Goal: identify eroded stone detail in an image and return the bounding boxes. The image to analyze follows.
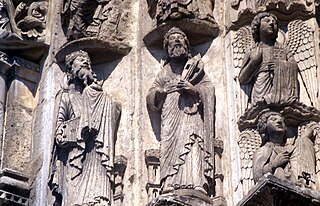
[147,27,216,200]
[233,12,318,110]
[236,13,320,199]
[48,50,121,206]
[15,1,48,40]
[148,0,215,25]
[62,0,128,42]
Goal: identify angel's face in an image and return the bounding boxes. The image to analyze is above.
[259,16,278,40]
[266,114,286,135]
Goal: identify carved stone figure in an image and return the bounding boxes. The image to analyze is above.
[148,0,215,25]
[16,1,48,39]
[48,50,121,206]
[234,12,318,109]
[253,111,320,190]
[62,0,124,40]
[0,0,20,39]
[147,27,215,195]
[238,13,298,106]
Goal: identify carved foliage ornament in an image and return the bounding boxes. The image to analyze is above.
[0,0,48,41]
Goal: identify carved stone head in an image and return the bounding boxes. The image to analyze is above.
[163,27,191,61]
[257,111,287,145]
[251,12,279,43]
[65,50,96,86]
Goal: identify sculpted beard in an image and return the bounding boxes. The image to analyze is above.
[168,43,188,59]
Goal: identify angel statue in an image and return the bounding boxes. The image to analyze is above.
[233,12,319,110]
[48,50,121,206]
[147,27,215,196]
[238,108,320,195]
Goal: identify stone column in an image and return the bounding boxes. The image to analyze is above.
[0,56,39,206]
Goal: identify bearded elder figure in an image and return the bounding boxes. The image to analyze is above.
[147,27,215,195]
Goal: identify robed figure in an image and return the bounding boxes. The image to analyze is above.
[147,27,215,195]
[48,50,121,206]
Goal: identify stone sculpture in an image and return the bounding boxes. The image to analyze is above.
[234,12,318,109]
[148,0,215,25]
[231,0,313,9]
[147,27,215,196]
[62,0,123,41]
[238,12,298,106]
[15,1,48,39]
[253,111,319,189]
[48,50,121,206]
[0,0,20,39]
[236,12,320,197]
[0,0,49,41]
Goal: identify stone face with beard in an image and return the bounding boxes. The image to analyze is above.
[72,55,96,86]
[167,33,188,61]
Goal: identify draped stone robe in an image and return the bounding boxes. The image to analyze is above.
[240,42,299,106]
[49,85,121,206]
[147,57,215,194]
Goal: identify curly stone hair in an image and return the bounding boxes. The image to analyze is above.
[65,50,92,85]
[65,50,91,73]
[251,12,279,43]
[257,111,286,145]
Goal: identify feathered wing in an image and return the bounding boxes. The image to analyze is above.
[232,26,255,115]
[238,129,261,195]
[287,20,319,109]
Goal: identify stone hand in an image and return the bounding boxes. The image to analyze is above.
[176,79,197,95]
[272,152,290,169]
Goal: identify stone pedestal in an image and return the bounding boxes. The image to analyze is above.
[237,174,320,206]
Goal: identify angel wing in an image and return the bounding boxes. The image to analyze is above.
[286,20,319,109]
[238,129,261,195]
[232,26,255,115]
